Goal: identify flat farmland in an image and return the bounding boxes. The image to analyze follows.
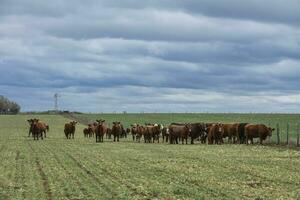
[0,114,300,199]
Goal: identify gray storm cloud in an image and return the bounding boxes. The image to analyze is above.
[0,0,300,112]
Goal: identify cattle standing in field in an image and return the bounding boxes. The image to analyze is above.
[144,124,161,143]
[27,119,48,140]
[111,122,122,142]
[208,123,224,144]
[95,119,107,143]
[83,128,90,137]
[169,124,191,144]
[222,123,239,143]
[106,128,112,139]
[236,123,249,144]
[64,121,77,139]
[162,126,169,143]
[245,124,274,144]
[189,123,207,144]
[136,125,145,142]
[120,125,127,138]
[131,124,138,141]
[126,128,131,137]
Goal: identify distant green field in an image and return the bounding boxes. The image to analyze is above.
[0,114,300,199]
[73,113,300,143]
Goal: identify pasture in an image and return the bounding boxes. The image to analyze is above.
[0,114,300,199]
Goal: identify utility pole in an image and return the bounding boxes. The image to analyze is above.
[54,93,60,112]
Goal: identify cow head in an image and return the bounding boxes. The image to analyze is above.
[215,123,224,134]
[185,124,192,135]
[71,121,78,126]
[96,119,105,124]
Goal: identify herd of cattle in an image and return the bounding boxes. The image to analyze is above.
[27,118,275,145]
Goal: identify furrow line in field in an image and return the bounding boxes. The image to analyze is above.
[14,150,27,199]
[60,143,153,199]
[40,143,94,200]
[27,142,53,200]
[0,144,6,154]
[64,143,231,198]
[50,142,118,197]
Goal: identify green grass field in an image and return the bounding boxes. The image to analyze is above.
[0,114,300,199]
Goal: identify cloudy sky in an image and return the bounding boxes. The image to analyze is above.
[1,0,300,113]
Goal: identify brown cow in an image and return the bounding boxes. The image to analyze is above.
[95,119,107,143]
[111,122,122,142]
[64,121,77,139]
[87,123,97,138]
[106,128,112,139]
[28,119,49,140]
[28,119,48,140]
[144,124,161,143]
[83,128,90,138]
[136,125,145,143]
[207,123,224,144]
[222,123,239,143]
[169,124,191,144]
[245,124,274,144]
[131,124,138,141]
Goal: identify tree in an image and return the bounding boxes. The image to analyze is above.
[0,95,21,114]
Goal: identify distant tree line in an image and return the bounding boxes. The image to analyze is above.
[0,95,21,114]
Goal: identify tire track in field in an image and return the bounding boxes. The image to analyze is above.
[27,142,53,200]
[14,150,26,200]
[60,143,152,199]
[47,141,118,197]
[64,143,229,199]
[39,143,94,200]
[0,144,6,154]
[62,150,117,197]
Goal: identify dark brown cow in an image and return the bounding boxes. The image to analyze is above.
[189,123,207,144]
[106,128,112,139]
[120,125,127,138]
[95,119,107,143]
[245,124,274,144]
[236,123,249,144]
[27,119,34,137]
[111,122,122,142]
[64,121,77,139]
[169,124,191,144]
[207,123,224,144]
[126,128,131,137]
[83,128,89,138]
[162,126,169,143]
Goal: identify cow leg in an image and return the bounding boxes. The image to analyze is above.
[117,135,119,142]
[260,137,263,144]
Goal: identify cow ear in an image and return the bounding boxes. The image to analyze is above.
[102,120,105,122]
